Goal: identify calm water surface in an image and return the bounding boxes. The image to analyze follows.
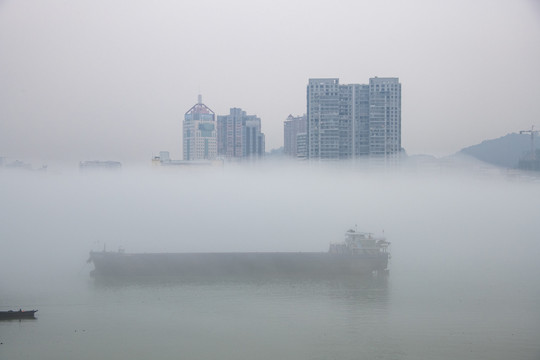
[2,262,539,360]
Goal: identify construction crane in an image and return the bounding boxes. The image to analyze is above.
[520,126,539,161]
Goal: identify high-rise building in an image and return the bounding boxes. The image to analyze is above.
[217,108,243,158]
[306,77,401,161]
[306,78,341,160]
[244,116,265,158]
[217,108,265,159]
[283,114,307,157]
[183,95,217,161]
[368,77,402,159]
[296,133,307,160]
[343,84,370,157]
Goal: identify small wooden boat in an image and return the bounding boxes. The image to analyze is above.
[0,310,38,319]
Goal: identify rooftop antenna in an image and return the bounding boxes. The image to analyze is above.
[520,125,539,161]
[198,94,202,105]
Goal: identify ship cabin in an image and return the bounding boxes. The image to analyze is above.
[329,229,389,255]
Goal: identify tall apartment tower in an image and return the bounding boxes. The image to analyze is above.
[368,77,401,158]
[339,83,370,158]
[306,77,400,161]
[283,114,307,157]
[217,108,265,159]
[244,116,265,158]
[183,95,217,161]
[306,78,339,159]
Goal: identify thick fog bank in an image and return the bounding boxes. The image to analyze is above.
[0,163,539,298]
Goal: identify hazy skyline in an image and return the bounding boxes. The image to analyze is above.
[1,0,540,164]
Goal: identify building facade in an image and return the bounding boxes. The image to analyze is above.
[217,108,265,160]
[306,78,340,160]
[244,116,265,158]
[368,77,402,159]
[306,77,401,161]
[296,133,307,159]
[283,114,307,158]
[183,95,217,161]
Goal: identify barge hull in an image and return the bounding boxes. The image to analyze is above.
[89,251,389,278]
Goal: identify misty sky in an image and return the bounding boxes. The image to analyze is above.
[1,0,539,163]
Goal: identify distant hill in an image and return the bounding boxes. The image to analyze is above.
[459,133,538,168]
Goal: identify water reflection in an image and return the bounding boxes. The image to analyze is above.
[90,273,389,308]
[91,272,387,286]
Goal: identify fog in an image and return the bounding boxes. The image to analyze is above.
[1,162,539,285]
[2,162,540,359]
[2,0,540,357]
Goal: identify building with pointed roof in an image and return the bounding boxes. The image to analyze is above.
[183,95,217,161]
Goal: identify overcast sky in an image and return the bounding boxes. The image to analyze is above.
[1,0,539,164]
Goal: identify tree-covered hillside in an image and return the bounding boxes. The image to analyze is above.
[459,133,538,168]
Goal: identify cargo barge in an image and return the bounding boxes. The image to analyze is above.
[88,229,390,279]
